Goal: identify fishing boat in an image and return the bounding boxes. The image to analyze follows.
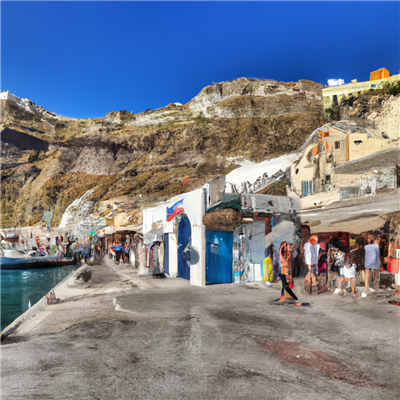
[0,255,75,270]
[0,232,20,243]
[0,229,76,270]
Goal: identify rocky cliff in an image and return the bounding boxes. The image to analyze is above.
[334,88,400,143]
[1,78,325,229]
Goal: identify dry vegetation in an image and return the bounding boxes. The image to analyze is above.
[1,79,325,228]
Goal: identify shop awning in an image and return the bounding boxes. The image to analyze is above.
[97,226,115,237]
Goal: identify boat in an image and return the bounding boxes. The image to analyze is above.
[0,232,75,270]
[0,255,75,270]
[0,232,19,242]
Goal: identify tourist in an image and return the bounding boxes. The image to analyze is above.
[277,242,300,303]
[341,254,357,296]
[304,235,320,278]
[352,237,365,285]
[364,238,381,293]
[111,240,122,265]
[328,247,344,293]
[317,241,329,294]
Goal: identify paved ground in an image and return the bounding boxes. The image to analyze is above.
[1,259,400,400]
[300,188,400,233]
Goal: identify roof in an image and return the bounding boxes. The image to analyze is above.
[333,147,400,174]
[330,123,368,134]
[300,125,329,150]
[300,122,377,152]
[206,194,241,213]
[114,224,142,234]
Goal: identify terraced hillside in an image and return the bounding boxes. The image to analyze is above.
[1,78,325,228]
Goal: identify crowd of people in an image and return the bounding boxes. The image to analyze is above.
[108,237,131,265]
[302,231,388,297]
[277,229,395,303]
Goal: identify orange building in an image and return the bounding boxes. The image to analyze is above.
[370,67,390,81]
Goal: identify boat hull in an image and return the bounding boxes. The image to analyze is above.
[0,256,75,270]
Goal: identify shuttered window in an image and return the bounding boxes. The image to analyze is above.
[302,180,313,197]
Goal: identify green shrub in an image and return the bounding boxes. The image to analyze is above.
[195,111,211,124]
[324,106,339,122]
[388,81,400,96]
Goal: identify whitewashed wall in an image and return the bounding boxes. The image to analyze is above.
[168,233,178,278]
[142,188,206,286]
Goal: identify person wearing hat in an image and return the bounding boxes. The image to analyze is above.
[304,236,321,277]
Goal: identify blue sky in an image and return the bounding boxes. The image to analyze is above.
[2,1,399,118]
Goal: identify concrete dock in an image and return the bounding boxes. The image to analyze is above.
[1,259,399,400]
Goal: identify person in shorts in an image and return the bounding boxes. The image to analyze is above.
[341,254,357,296]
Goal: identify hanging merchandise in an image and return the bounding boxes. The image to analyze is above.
[262,257,273,282]
[390,239,400,274]
[391,257,399,274]
[388,242,396,258]
[234,268,242,283]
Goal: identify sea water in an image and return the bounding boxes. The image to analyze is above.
[1,265,76,331]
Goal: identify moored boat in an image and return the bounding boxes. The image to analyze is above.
[0,256,75,270]
[0,232,20,243]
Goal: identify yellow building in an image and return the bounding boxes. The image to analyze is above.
[290,123,398,208]
[323,72,400,111]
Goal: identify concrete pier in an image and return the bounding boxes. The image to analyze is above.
[1,258,399,400]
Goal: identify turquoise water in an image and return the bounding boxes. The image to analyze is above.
[1,265,76,331]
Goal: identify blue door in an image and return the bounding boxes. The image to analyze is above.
[178,217,191,280]
[206,230,233,284]
[164,233,169,275]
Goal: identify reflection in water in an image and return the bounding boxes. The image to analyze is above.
[1,265,76,331]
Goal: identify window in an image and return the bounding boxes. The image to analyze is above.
[302,180,313,197]
[335,141,340,149]
[354,140,362,145]
[295,168,299,175]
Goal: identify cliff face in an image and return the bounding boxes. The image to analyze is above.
[338,90,399,142]
[0,78,325,228]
